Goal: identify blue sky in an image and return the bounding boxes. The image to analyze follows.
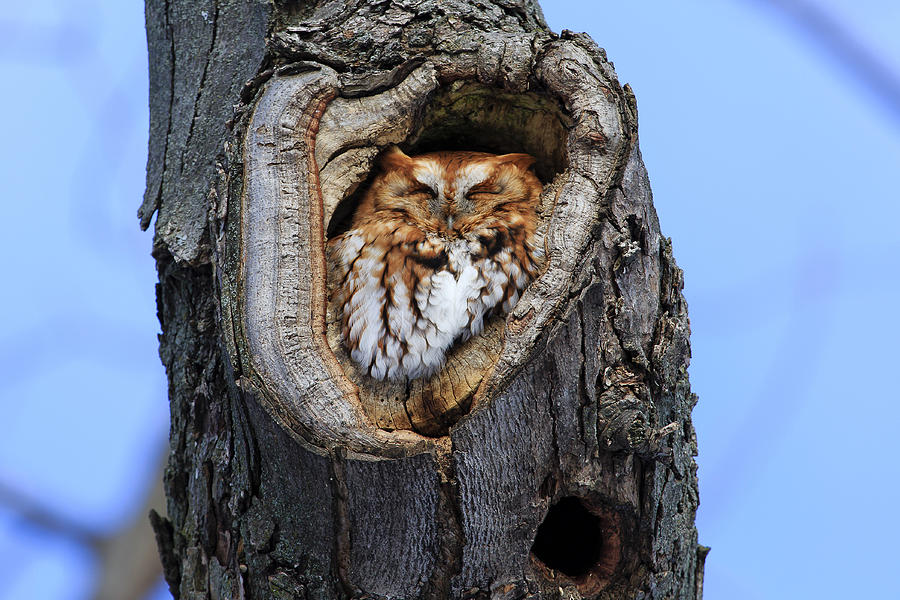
[540,2,900,598]
[1,1,898,599]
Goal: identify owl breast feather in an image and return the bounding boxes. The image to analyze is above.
[331,232,532,381]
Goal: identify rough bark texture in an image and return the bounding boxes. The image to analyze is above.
[144,1,706,599]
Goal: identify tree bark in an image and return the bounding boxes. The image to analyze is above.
[144,1,706,599]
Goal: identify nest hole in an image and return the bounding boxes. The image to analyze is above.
[530,496,625,594]
[531,496,604,577]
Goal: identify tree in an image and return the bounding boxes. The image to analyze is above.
[142,1,706,598]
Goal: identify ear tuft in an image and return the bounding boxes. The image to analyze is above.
[379,145,412,172]
[497,153,537,172]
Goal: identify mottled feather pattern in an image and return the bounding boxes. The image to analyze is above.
[327,147,541,380]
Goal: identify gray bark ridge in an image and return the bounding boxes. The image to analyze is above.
[145,0,704,598]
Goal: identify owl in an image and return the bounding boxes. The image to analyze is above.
[327,146,541,381]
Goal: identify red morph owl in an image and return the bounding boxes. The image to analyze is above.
[327,146,541,380]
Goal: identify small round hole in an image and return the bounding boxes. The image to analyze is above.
[531,496,603,577]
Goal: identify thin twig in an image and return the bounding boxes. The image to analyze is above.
[749,0,900,127]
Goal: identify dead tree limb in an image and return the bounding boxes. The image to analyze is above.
[144,1,705,598]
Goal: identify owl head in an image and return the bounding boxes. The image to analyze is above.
[350,146,541,238]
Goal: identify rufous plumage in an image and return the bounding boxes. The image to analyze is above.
[327,146,541,380]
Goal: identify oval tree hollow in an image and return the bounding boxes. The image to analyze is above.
[323,81,570,437]
[235,42,633,454]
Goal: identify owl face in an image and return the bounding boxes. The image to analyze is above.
[328,146,542,381]
[354,146,540,238]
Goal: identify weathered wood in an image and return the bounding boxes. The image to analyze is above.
[146,1,704,598]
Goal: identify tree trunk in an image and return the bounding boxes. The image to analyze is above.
[143,1,706,599]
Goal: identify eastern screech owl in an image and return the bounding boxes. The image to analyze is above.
[327,146,541,381]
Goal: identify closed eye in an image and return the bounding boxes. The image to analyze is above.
[408,184,436,199]
[494,199,527,210]
[381,207,411,218]
[465,188,502,200]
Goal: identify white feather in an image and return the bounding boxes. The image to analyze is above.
[335,218,533,380]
